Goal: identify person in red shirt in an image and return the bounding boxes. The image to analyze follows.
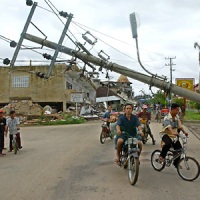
[0,109,7,156]
[137,105,156,145]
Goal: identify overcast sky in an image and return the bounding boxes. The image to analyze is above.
[1,0,200,95]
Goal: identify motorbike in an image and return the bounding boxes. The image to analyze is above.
[119,132,140,185]
[139,118,149,144]
[100,119,113,144]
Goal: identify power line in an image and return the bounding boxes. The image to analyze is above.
[72,21,166,57]
[43,0,79,47]
[72,21,166,69]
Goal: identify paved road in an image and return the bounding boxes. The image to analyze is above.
[184,122,200,140]
[0,121,199,200]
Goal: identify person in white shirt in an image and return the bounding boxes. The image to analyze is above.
[6,110,22,152]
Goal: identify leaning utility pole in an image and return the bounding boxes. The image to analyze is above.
[165,57,176,85]
[23,33,200,103]
[165,57,176,101]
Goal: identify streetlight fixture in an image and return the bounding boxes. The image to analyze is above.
[129,12,166,80]
[194,42,200,92]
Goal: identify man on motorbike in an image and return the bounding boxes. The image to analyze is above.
[115,104,144,166]
[137,105,156,145]
[159,103,188,168]
[103,105,112,127]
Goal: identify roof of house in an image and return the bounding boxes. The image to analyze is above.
[117,75,131,83]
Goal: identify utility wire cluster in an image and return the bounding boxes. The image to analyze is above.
[0,0,168,81]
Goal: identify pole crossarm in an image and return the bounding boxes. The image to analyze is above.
[24,33,200,103]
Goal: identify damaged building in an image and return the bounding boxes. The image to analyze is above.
[96,75,136,111]
[0,63,96,115]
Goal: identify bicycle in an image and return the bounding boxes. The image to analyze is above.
[12,133,19,154]
[119,132,140,185]
[100,119,113,144]
[151,133,200,181]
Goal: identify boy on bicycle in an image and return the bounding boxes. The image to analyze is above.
[159,103,188,168]
[6,110,22,152]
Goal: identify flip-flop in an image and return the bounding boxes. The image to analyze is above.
[115,158,121,166]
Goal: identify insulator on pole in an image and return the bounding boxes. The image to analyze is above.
[3,58,10,65]
[82,31,97,45]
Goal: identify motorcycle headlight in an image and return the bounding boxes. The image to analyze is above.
[128,138,132,144]
[133,138,138,145]
[128,138,138,148]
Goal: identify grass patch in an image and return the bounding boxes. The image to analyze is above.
[184,110,200,120]
[38,114,86,126]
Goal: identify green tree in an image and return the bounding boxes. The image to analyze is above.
[151,90,166,107]
[172,97,184,107]
[195,102,200,113]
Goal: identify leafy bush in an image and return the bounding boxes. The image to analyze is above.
[40,115,85,126]
[184,110,200,120]
[172,98,184,107]
[195,102,200,113]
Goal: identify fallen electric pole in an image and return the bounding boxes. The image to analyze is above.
[24,33,200,103]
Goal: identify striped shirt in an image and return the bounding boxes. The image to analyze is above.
[161,113,182,138]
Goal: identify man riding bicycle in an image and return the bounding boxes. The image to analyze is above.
[115,104,144,165]
[137,105,156,145]
[159,103,188,168]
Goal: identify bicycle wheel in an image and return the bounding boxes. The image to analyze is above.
[177,156,200,181]
[128,157,139,185]
[12,140,18,154]
[151,150,166,171]
[100,130,106,144]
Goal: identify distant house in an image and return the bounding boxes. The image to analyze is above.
[96,86,124,111]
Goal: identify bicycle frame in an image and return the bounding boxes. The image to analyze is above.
[165,135,187,167]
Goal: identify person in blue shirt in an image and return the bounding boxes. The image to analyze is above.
[103,105,112,126]
[115,104,144,165]
[103,105,112,119]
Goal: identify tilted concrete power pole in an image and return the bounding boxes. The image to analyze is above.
[24,33,200,103]
[165,57,176,102]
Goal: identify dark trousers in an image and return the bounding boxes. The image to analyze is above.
[0,134,4,153]
[160,134,182,167]
[9,133,21,150]
[146,124,155,141]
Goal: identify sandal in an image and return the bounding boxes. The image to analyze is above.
[158,156,165,164]
[115,158,121,166]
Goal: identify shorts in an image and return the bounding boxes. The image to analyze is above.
[114,134,142,149]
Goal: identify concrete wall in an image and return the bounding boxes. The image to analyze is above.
[0,64,66,103]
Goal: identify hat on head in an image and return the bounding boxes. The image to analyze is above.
[0,109,4,113]
[142,105,148,109]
